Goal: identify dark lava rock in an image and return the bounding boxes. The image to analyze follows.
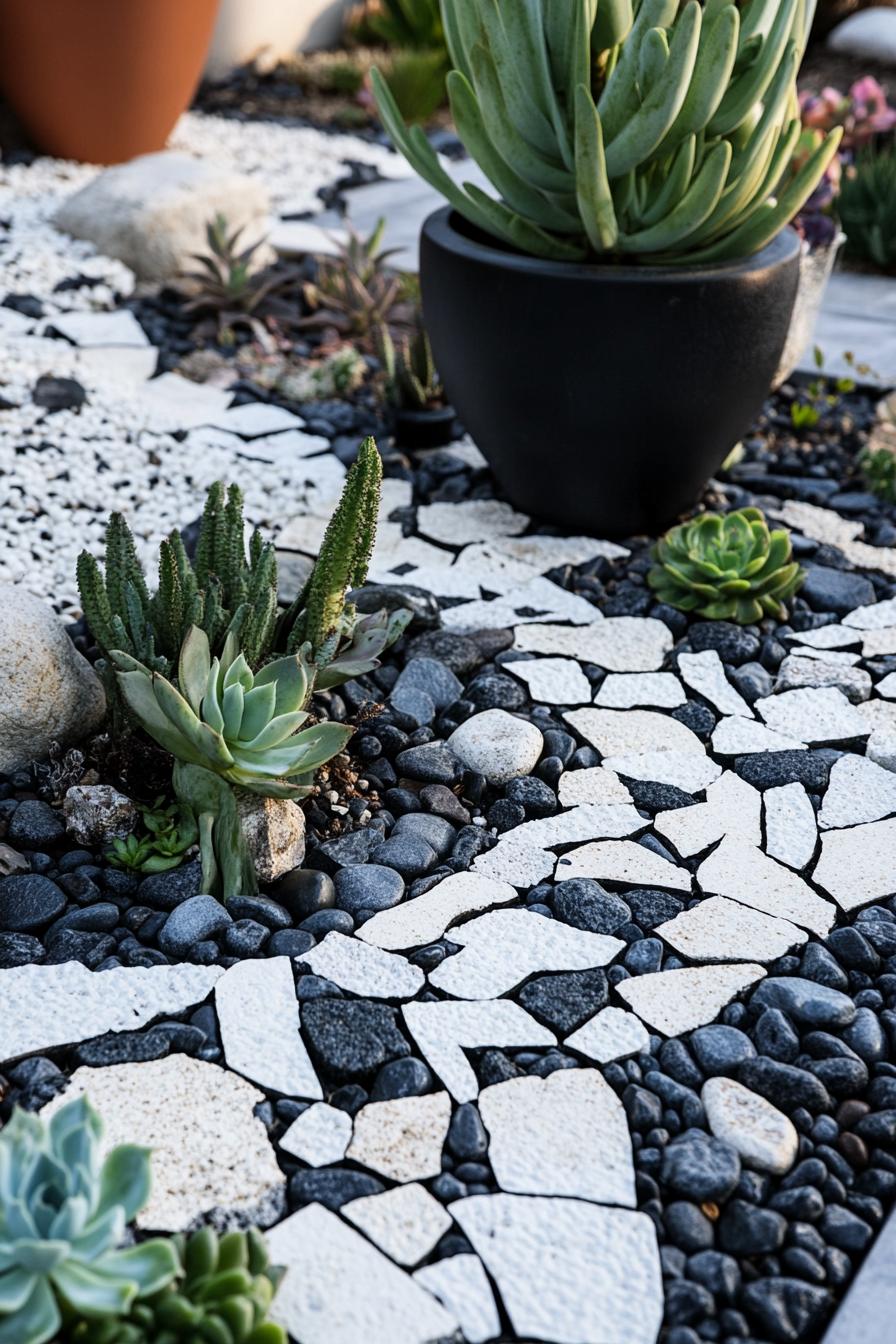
[420,784,471,824]
[752,977,857,1029]
[158,895,232,956]
[718,1199,787,1254]
[801,566,876,615]
[742,1278,831,1343]
[406,631,483,676]
[301,999,411,1079]
[553,878,630,934]
[395,742,464,786]
[690,621,760,664]
[224,920,268,957]
[0,875,66,931]
[351,583,440,630]
[505,776,557,819]
[44,930,116,968]
[316,829,375,870]
[626,889,685,929]
[76,1028,172,1067]
[738,1058,831,1114]
[754,1007,800,1062]
[735,751,833,791]
[8,800,65,847]
[33,374,87,411]
[625,780,695,812]
[273,868,336,920]
[0,931,45,966]
[447,1102,489,1161]
[519,968,609,1034]
[334,864,405,914]
[137,861,202,911]
[820,1205,873,1252]
[370,1057,433,1100]
[466,672,526,711]
[290,1169,385,1210]
[662,1129,741,1202]
[690,1025,756,1074]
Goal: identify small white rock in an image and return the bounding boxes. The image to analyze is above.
[776,655,871,704]
[703,1077,798,1176]
[618,964,767,1036]
[279,1103,352,1167]
[448,709,544,785]
[565,1007,650,1064]
[347,1093,452,1183]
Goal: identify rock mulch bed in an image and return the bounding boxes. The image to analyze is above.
[2,117,896,1344]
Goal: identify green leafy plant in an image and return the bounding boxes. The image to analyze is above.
[648,507,805,623]
[302,218,407,340]
[367,0,445,49]
[375,319,443,410]
[70,1227,286,1344]
[839,143,896,273]
[379,48,450,125]
[0,1096,178,1344]
[106,798,198,875]
[862,445,896,503]
[372,0,841,263]
[182,215,288,318]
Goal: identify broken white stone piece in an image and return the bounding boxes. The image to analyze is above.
[402,1000,555,1102]
[479,1069,636,1207]
[503,802,646,849]
[298,932,424,999]
[618,964,767,1036]
[813,818,896,911]
[679,650,753,718]
[764,783,818,870]
[472,837,555,888]
[819,753,896,830]
[358,872,518,952]
[595,672,686,709]
[843,596,896,629]
[345,1184,452,1266]
[712,717,806,755]
[515,618,673,672]
[431,909,624,999]
[215,957,321,1100]
[347,1093,452,1183]
[654,771,762,858]
[564,707,704,757]
[279,1103,352,1167]
[776,655,871,704]
[602,751,722,793]
[43,1057,285,1232]
[508,656,593,705]
[565,1007,650,1064]
[696,836,836,936]
[50,308,150,348]
[413,1254,501,1344]
[755,687,870,744]
[557,767,633,807]
[703,1077,798,1176]
[557,840,693,892]
[656,896,807,964]
[416,499,529,546]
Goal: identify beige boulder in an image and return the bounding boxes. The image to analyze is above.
[237,793,306,884]
[64,784,138,846]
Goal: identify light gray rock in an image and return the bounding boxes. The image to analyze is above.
[0,961,222,1064]
[358,872,518,952]
[618,963,767,1036]
[479,1070,636,1207]
[516,618,673,671]
[236,793,306,884]
[828,8,896,64]
[279,1102,352,1168]
[63,784,138,846]
[819,753,896,830]
[347,1093,451,1183]
[777,654,872,703]
[345,1184,452,1266]
[472,836,555,887]
[448,709,544,785]
[558,840,693,891]
[656,896,807,964]
[402,1000,555,1102]
[813,817,896,911]
[557,767,633,806]
[564,707,704,757]
[564,1007,651,1063]
[0,585,105,773]
[298,931,424,999]
[755,687,869,745]
[267,1204,459,1344]
[454,1194,663,1344]
[215,957,321,1100]
[696,836,836,936]
[764,783,818,870]
[414,1254,501,1344]
[43,1057,285,1232]
[702,1077,798,1176]
[54,152,271,282]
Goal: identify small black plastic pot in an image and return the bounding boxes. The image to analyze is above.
[395,403,457,451]
[420,207,801,537]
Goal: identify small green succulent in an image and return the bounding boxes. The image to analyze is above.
[840,144,896,274]
[106,799,198,875]
[375,319,443,411]
[0,1097,178,1344]
[70,1227,286,1344]
[648,507,804,624]
[862,445,896,503]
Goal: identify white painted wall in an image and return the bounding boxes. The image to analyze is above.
[205,0,352,81]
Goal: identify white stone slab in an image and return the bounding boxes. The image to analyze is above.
[441,577,598,631]
[696,836,836,936]
[51,308,150,348]
[819,753,896,830]
[878,672,896,698]
[557,767,633,807]
[859,698,896,736]
[764,783,818,869]
[414,1254,501,1344]
[602,751,723,793]
[298,932,424,999]
[712,717,807,755]
[210,402,304,437]
[618,964,767,1036]
[813,818,896,911]
[786,624,859,649]
[0,962,222,1064]
[267,1204,459,1344]
[777,655,871,703]
[679,650,753,718]
[656,896,807,964]
[43,1057,285,1232]
[565,1007,650,1064]
[505,803,646,849]
[480,1070,636,1207]
[402,1000,555,1102]
[863,628,896,657]
[472,837,556,887]
[280,1102,352,1167]
[78,344,159,387]
[347,1093,452,1183]
[416,499,529,546]
[844,596,896,629]
[654,772,762,858]
[595,672,686,709]
[557,840,693,892]
[755,687,870,744]
[508,657,593,705]
[136,372,233,430]
[703,1077,798,1176]
[785,647,862,667]
[345,1184,452,1266]
[235,428,331,462]
[431,909,624,1000]
[454,1194,663,1344]
[215,957,321,1100]
[515,618,673,671]
[564,707,704,756]
[772,501,896,579]
[358,872,518,951]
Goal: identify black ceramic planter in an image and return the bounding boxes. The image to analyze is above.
[395,404,457,451]
[420,207,802,537]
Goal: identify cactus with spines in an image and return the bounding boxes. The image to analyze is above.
[375,320,443,410]
[372,0,842,263]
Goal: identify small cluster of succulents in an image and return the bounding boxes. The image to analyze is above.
[649,507,804,624]
[0,1098,285,1344]
[106,798,198,875]
[301,218,410,341]
[839,143,896,273]
[375,319,444,411]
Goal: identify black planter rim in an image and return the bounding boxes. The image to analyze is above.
[422,205,801,284]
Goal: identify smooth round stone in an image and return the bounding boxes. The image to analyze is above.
[552,878,631,934]
[392,812,457,859]
[446,1102,489,1161]
[448,709,544,785]
[370,834,437,879]
[227,895,291,931]
[718,1200,786,1255]
[505,775,557,818]
[157,895,232,957]
[334,864,405,914]
[0,874,66,931]
[690,1025,756,1075]
[662,1129,741,1202]
[752,977,856,1029]
[702,1077,798,1176]
[7,800,65,847]
[370,1057,434,1101]
[137,860,202,911]
[274,868,336,920]
[300,910,354,937]
[664,1201,714,1252]
[224,919,269,957]
[394,742,463,786]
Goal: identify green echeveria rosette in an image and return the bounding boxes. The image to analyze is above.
[648,507,804,625]
[69,1228,287,1344]
[0,1097,178,1344]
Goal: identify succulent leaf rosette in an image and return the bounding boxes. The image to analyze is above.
[372,0,842,263]
[0,1097,178,1344]
[648,507,804,624]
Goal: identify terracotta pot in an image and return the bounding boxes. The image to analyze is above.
[0,0,220,163]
